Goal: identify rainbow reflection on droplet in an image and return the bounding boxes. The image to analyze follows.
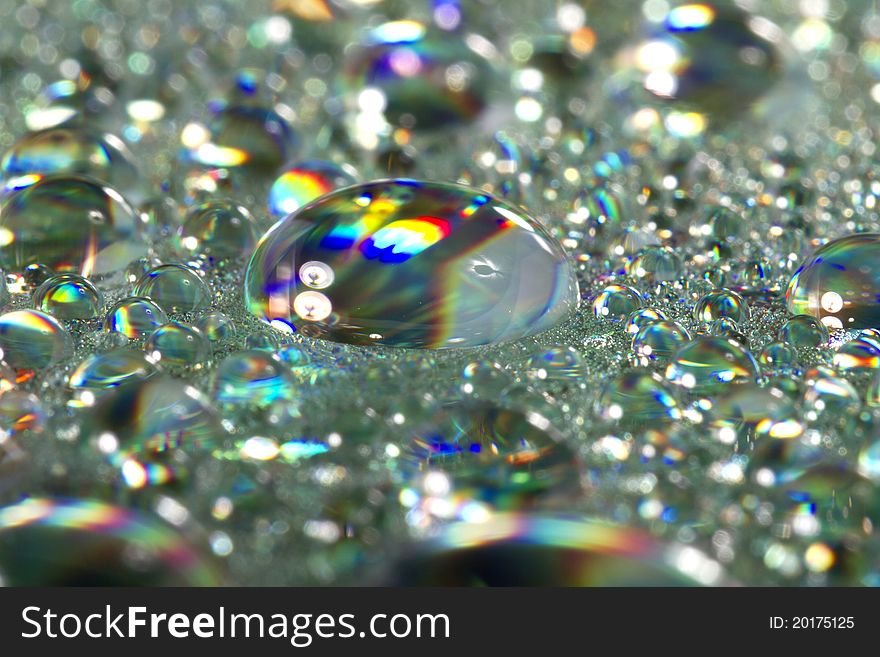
[33,273,103,319]
[104,297,168,338]
[268,161,357,218]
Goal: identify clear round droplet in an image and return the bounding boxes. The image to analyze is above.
[134,264,211,314]
[145,322,211,370]
[592,283,643,321]
[1,127,143,202]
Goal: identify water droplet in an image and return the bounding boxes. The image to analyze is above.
[33,273,103,320]
[710,384,802,439]
[759,341,797,371]
[0,391,44,433]
[632,320,691,360]
[104,297,168,338]
[344,21,494,130]
[598,370,681,425]
[857,440,880,481]
[214,350,296,407]
[134,264,211,314]
[778,314,829,348]
[69,349,157,392]
[0,309,71,369]
[625,307,667,335]
[666,337,758,395]
[397,403,581,522]
[786,234,880,331]
[526,346,585,381]
[1,127,143,202]
[145,322,211,370]
[177,200,260,261]
[197,311,234,341]
[622,3,783,121]
[627,245,682,282]
[245,180,578,348]
[803,367,860,416]
[0,498,221,585]
[592,283,643,321]
[0,176,147,279]
[833,337,880,371]
[81,376,227,455]
[181,104,298,172]
[377,514,725,585]
[693,289,749,324]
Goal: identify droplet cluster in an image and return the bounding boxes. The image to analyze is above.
[0,0,878,587]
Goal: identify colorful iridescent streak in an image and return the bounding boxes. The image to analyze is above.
[360,216,450,262]
[267,161,357,218]
[0,498,221,585]
[245,179,579,349]
[378,514,726,585]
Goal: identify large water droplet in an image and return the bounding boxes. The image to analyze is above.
[786,234,880,331]
[244,180,578,348]
[375,514,727,585]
